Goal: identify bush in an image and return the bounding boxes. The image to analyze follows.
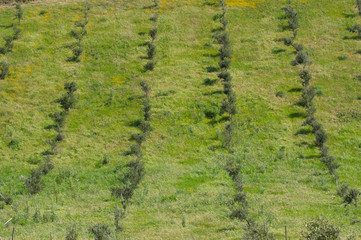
[130,133,145,146]
[299,70,312,87]
[147,43,156,59]
[15,3,23,25]
[0,193,13,205]
[12,25,22,40]
[292,51,308,65]
[140,80,151,96]
[114,205,125,232]
[65,225,78,240]
[39,9,47,15]
[337,184,360,208]
[204,105,219,119]
[219,45,232,60]
[69,46,84,62]
[315,128,327,147]
[292,43,303,51]
[25,168,44,194]
[243,220,274,240]
[276,90,285,97]
[0,61,10,79]
[88,223,112,240]
[50,111,67,128]
[337,55,348,61]
[142,98,152,121]
[212,31,229,45]
[347,24,361,38]
[39,157,54,175]
[65,82,78,94]
[144,60,156,71]
[149,28,158,41]
[302,217,340,240]
[218,58,231,69]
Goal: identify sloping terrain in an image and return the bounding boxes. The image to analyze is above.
[0,0,360,239]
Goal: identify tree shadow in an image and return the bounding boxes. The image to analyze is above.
[342,13,357,18]
[288,112,306,118]
[202,53,219,58]
[0,24,13,29]
[295,128,312,136]
[296,141,315,148]
[343,36,361,40]
[208,115,229,125]
[203,78,218,86]
[138,31,147,36]
[138,42,149,47]
[205,66,219,73]
[211,27,223,33]
[203,90,223,96]
[288,87,302,92]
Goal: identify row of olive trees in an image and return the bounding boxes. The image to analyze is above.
[68,0,89,62]
[0,2,23,80]
[279,1,360,216]
[211,1,274,239]
[211,0,237,150]
[144,0,159,71]
[109,2,158,233]
[25,82,78,195]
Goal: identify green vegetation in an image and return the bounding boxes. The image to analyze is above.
[0,0,360,239]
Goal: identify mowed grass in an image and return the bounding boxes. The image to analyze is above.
[0,0,360,239]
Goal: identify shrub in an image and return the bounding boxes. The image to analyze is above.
[278,37,293,46]
[15,3,23,25]
[149,14,158,22]
[218,71,232,82]
[315,128,327,147]
[337,55,348,61]
[276,90,285,97]
[218,58,231,69]
[39,10,47,15]
[130,133,145,146]
[292,43,303,51]
[25,168,44,194]
[357,0,361,15]
[321,155,339,175]
[140,80,151,97]
[65,225,78,240]
[139,120,152,133]
[293,51,308,65]
[0,193,13,205]
[88,223,112,240]
[33,207,41,223]
[299,70,312,87]
[39,157,54,175]
[222,121,234,149]
[347,24,361,38]
[219,45,232,60]
[69,46,84,62]
[147,43,156,59]
[0,60,10,79]
[114,205,125,232]
[50,111,67,128]
[204,105,219,119]
[243,220,275,240]
[65,82,78,94]
[12,25,22,40]
[212,31,230,45]
[302,217,340,240]
[149,28,158,41]
[142,98,152,121]
[337,184,360,208]
[144,60,156,71]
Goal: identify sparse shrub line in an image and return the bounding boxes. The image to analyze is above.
[144,1,159,71]
[25,82,78,195]
[0,3,24,80]
[210,1,274,239]
[68,0,90,62]
[110,4,157,231]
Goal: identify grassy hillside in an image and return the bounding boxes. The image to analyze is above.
[0,0,360,239]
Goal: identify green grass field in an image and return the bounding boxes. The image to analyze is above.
[0,0,360,239]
